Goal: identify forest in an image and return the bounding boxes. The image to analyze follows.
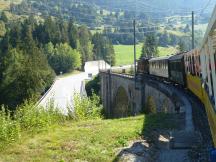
[0,13,115,109]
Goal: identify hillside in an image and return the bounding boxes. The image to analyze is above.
[84,0,215,14]
[0,0,207,51]
[0,0,21,10]
[0,114,178,162]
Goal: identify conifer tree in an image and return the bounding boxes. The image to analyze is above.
[141,34,158,58]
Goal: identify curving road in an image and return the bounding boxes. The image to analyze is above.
[38,72,88,114]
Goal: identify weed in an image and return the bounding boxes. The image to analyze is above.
[0,106,20,148]
[73,92,103,120]
[16,100,65,132]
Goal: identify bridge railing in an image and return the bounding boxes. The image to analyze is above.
[99,69,134,79]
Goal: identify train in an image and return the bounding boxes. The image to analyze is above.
[137,7,216,154]
[137,49,216,151]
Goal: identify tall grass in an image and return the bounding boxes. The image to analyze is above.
[0,93,103,149]
[16,101,66,132]
[73,93,103,120]
[0,107,20,147]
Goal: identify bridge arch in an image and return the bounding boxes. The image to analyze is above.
[113,86,131,118]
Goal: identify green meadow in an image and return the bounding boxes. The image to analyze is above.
[114,44,178,65]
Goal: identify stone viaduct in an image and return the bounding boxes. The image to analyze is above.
[100,71,183,118]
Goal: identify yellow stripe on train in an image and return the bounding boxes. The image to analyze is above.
[186,74,216,146]
[186,74,204,102]
[202,89,216,146]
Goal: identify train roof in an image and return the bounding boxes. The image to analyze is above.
[149,55,172,62]
[169,52,187,61]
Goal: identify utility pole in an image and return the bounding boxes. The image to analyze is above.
[192,11,195,49]
[133,19,137,77]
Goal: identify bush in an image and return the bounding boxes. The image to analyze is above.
[16,100,65,132]
[73,93,103,120]
[0,107,20,147]
[145,96,157,114]
[85,76,100,96]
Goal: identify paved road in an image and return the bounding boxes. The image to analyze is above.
[38,64,132,115]
[38,72,88,114]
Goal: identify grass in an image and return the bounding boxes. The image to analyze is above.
[0,114,178,162]
[57,70,81,78]
[0,0,22,10]
[114,44,142,65]
[166,30,188,37]
[158,46,178,56]
[114,44,178,65]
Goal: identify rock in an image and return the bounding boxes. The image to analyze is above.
[115,140,157,162]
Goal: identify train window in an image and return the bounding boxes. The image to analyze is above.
[175,62,178,71]
[189,56,192,74]
[185,56,188,73]
[188,56,190,73]
[198,56,201,77]
[176,62,180,71]
[187,56,189,73]
[192,55,196,75]
[173,62,176,70]
[215,52,216,73]
[210,71,214,97]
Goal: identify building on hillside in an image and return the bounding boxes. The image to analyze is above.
[84,60,111,76]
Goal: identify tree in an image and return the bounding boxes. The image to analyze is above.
[141,34,158,58]
[0,21,6,37]
[0,47,55,109]
[9,22,22,48]
[43,16,61,45]
[158,31,170,47]
[58,19,69,43]
[68,20,78,49]
[1,11,8,23]
[44,42,81,74]
[177,40,186,52]
[184,24,190,33]
[92,33,115,65]
[78,25,93,67]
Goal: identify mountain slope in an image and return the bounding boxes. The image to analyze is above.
[84,0,215,14]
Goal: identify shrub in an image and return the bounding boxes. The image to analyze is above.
[73,93,103,120]
[85,76,100,96]
[145,96,157,114]
[0,107,20,147]
[15,100,65,132]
